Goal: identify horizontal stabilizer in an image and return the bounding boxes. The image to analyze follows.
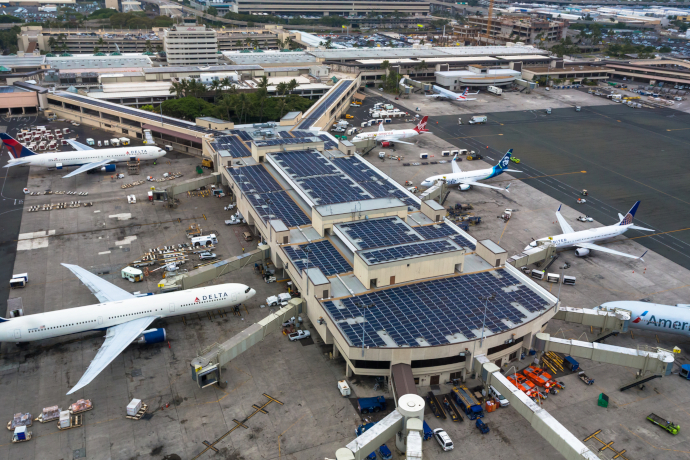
[629,225,654,232]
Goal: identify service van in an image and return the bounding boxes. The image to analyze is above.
[488,385,509,407]
[191,234,218,247]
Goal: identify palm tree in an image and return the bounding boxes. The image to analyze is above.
[276,38,285,49]
[219,93,236,121]
[244,37,252,49]
[381,60,390,73]
[93,46,100,54]
[324,38,333,49]
[145,39,153,53]
[236,93,252,123]
[287,78,298,96]
[234,39,242,49]
[170,81,185,98]
[277,97,288,118]
[276,81,288,97]
[156,44,163,53]
[48,37,57,51]
[210,79,222,99]
[252,39,260,50]
[257,75,268,121]
[221,77,234,92]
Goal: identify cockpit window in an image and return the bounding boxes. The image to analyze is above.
[245,287,251,293]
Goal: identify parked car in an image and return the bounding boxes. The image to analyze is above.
[433,428,454,451]
[199,252,217,260]
[288,330,311,341]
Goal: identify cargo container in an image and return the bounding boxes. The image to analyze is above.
[451,386,483,419]
[127,399,142,416]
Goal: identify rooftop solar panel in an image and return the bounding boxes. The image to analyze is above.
[322,269,551,348]
[338,217,422,249]
[227,165,282,194]
[212,135,251,158]
[299,175,371,204]
[246,191,310,228]
[362,239,457,264]
[414,223,476,250]
[318,134,339,150]
[283,239,352,276]
[330,157,384,183]
[228,129,252,141]
[272,151,339,177]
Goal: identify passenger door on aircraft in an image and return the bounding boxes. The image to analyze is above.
[14,329,21,340]
[98,316,103,325]
[169,303,175,313]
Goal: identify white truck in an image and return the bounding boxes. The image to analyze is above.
[267,292,292,307]
[191,233,218,247]
[488,86,502,95]
[468,115,488,125]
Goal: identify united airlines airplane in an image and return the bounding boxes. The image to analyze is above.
[0,264,256,394]
[1,133,166,178]
[420,149,521,191]
[525,201,654,259]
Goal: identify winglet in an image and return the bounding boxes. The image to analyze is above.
[639,250,648,262]
[557,204,562,212]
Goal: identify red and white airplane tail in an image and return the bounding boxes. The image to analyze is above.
[413,116,429,133]
[457,88,469,100]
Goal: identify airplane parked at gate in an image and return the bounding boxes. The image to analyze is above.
[1,133,166,178]
[525,201,653,260]
[0,263,256,394]
[597,301,690,338]
[351,116,429,145]
[400,77,477,101]
[420,149,521,191]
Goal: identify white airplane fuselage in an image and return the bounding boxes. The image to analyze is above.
[599,301,690,337]
[422,168,496,188]
[7,145,166,168]
[527,224,631,251]
[0,284,255,342]
[352,129,422,143]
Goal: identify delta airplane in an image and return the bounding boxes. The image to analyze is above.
[0,263,256,394]
[351,116,429,145]
[525,201,654,260]
[597,301,690,338]
[420,149,521,191]
[1,133,167,178]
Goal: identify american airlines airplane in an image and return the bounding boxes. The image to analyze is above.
[525,201,653,259]
[399,77,477,101]
[420,149,521,191]
[1,133,167,178]
[597,301,690,338]
[351,116,429,145]
[0,263,256,394]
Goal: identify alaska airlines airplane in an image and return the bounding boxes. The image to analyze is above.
[598,301,690,337]
[0,263,256,394]
[525,201,653,259]
[351,116,429,145]
[420,149,521,191]
[1,133,167,178]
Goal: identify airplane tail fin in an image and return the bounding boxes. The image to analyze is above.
[0,317,9,323]
[413,116,429,133]
[0,133,36,158]
[619,201,640,226]
[495,149,513,170]
[462,88,469,97]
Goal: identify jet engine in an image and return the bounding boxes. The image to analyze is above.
[459,184,471,191]
[135,328,167,344]
[575,248,590,257]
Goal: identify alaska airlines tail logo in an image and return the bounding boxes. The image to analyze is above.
[632,311,648,323]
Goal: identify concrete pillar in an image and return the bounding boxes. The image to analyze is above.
[333,343,340,359]
[346,362,353,378]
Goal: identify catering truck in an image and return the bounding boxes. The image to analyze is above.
[468,115,488,125]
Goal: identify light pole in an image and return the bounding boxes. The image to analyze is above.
[356,302,375,357]
[478,293,495,348]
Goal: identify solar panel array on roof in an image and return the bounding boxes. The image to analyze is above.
[211,135,251,158]
[279,131,294,139]
[322,270,550,347]
[362,239,457,264]
[272,151,339,177]
[339,217,422,249]
[330,157,420,211]
[283,239,352,276]
[227,165,282,194]
[295,80,354,129]
[414,222,476,250]
[318,134,339,150]
[56,92,212,133]
[299,175,371,204]
[247,191,310,228]
[291,130,316,138]
[254,137,322,148]
[228,129,252,141]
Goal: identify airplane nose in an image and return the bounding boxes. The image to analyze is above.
[249,288,256,298]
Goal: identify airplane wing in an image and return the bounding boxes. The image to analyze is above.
[67,315,159,395]
[61,263,135,303]
[62,159,114,178]
[458,180,509,191]
[555,205,575,234]
[629,225,655,232]
[425,94,443,98]
[65,139,95,151]
[2,159,32,168]
[502,169,522,173]
[574,243,647,261]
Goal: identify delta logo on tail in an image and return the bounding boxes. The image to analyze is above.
[632,311,648,323]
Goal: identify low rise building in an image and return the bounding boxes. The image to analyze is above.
[462,15,569,46]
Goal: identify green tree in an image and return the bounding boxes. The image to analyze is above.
[207,6,218,16]
[170,81,186,98]
[161,97,215,121]
[256,75,269,121]
[234,39,243,49]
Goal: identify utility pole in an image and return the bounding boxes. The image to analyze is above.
[356,302,375,357]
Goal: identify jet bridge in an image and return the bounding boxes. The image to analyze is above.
[553,305,630,341]
[190,298,300,388]
[533,332,674,391]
